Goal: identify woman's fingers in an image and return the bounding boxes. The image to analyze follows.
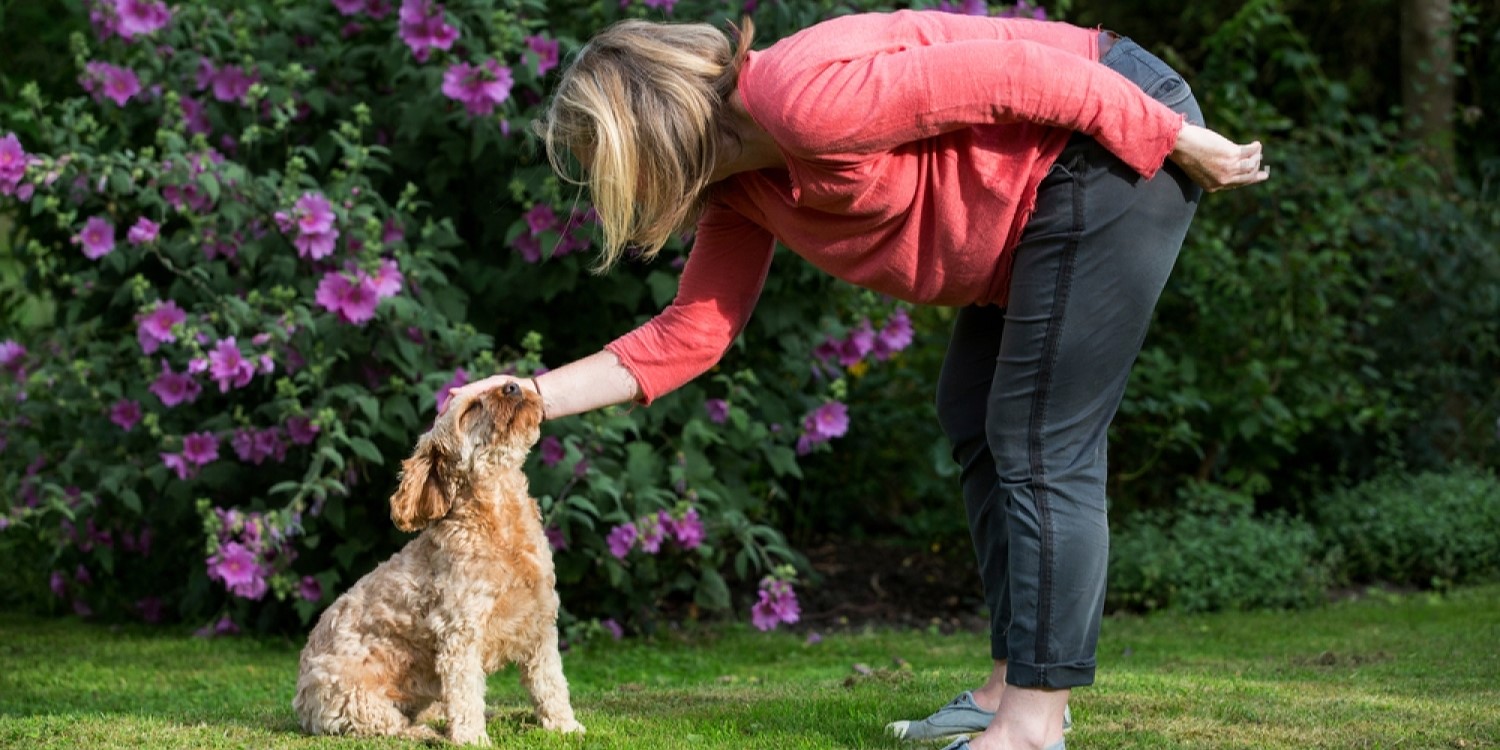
[443,374,532,412]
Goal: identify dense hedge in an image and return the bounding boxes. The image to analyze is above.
[0,0,923,635]
[1313,466,1500,590]
[3,0,1498,634]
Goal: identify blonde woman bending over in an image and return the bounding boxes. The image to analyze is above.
[452,11,1268,750]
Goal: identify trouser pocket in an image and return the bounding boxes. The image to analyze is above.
[1102,38,1202,123]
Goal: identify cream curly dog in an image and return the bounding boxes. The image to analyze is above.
[293,382,583,745]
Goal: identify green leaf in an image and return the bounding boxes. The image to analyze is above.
[353,395,380,424]
[318,445,346,471]
[119,489,142,515]
[347,436,384,465]
[324,497,346,531]
[624,442,664,494]
[646,270,679,308]
[761,444,803,479]
[694,568,732,612]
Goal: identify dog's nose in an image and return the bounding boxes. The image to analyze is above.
[501,381,522,398]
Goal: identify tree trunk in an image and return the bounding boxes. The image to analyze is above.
[1399,0,1456,176]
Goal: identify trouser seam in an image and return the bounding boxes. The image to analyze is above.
[1027,167,1084,672]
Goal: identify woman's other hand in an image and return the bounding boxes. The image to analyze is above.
[1169,123,1271,192]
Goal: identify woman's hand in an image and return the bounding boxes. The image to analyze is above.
[438,350,643,421]
[444,374,538,414]
[1169,123,1271,192]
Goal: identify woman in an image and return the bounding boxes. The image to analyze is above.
[452,10,1267,750]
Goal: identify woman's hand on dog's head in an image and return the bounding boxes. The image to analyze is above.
[444,375,538,415]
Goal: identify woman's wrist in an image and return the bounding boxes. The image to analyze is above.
[529,376,548,421]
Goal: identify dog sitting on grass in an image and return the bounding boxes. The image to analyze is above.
[293,382,583,745]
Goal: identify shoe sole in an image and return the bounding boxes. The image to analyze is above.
[886,720,976,743]
[887,707,1071,742]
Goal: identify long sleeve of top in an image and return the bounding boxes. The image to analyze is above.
[606,10,1187,404]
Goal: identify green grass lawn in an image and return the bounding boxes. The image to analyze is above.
[2,585,1497,749]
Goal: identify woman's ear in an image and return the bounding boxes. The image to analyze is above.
[389,437,450,532]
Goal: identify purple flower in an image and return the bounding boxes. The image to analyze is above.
[544,526,567,551]
[50,570,67,598]
[0,133,28,197]
[441,60,515,116]
[670,507,704,549]
[126,217,160,245]
[296,229,339,260]
[704,398,729,424]
[999,0,1048,20]
[512,233,542,263]
[109,399,142,431]
[838,320,876,366]
[602,618,624,640]
[331,0,366,13]
[799,401,850,454]
[235,429,288,462]
[526,35,560,76]
[299,575,322,601]
[180,97,210,135]
[812,337,841,367]
[160,451,194,480]
[751,577,800,631]
[292,191,336,235]
[435,367,468,414]
[372,258,404,297]
[938,0,989,15]
[231,429,259,463]
[182,431,219,465]
[82,61,142,106]
[637,514,666,554]
[150,360,201,407]
[606,522,637,559]
[315,271,380,325]
[278,192,340,260]
[286,415,320,445]
[524,203,558,235]
[873,308,914,359]
[207,541,266,598]
[254,428,288,463]
[75,216,116,259]
[137,300,186,353]
[194,615,240,638]
[805,401,849,440]
[382,219,405,245]
[539,435,565,467]
[398,0,459,62]
[200,62,257,103]
[208,337,257,392]
[0,339,25,375]
[115,0,172,38]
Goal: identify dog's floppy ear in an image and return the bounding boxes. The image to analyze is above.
[390,437,450,532]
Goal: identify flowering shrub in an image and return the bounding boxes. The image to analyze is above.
[2,0,1035,636]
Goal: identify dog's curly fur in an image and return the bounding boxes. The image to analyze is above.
[293,383,582,745]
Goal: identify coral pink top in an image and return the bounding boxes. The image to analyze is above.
[606,11,1186,404]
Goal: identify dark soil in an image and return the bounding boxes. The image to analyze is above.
[795,539,990,634]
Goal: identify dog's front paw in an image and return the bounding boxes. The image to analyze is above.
[448,724,493,746]
[544,717,585,734]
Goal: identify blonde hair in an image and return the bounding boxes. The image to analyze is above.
[535,17,755,272]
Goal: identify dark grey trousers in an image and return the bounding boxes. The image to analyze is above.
[935,37,1204,689]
